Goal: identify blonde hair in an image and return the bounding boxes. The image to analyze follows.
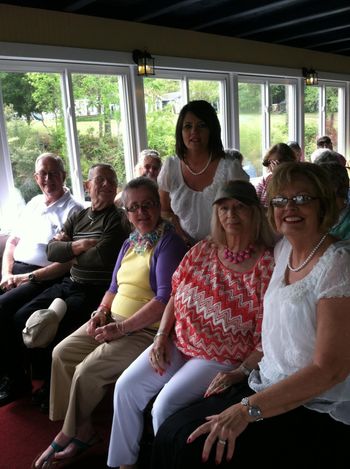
[210,201,275,248]
[267,162,338,233]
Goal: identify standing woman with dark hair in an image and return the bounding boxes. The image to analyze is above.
[158,100,248,244]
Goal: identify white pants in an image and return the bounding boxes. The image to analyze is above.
[107,341,235,467]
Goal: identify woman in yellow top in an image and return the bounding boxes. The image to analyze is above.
[32,177,188,469]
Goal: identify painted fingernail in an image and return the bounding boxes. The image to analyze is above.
[187,436,192,443]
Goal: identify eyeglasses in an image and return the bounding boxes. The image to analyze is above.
[126,200,159,212]
[270,195,318,208]
[35,171,61,179]
[90,176,117,186]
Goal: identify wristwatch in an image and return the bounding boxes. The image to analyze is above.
[28,272,37,283]
[241,397,263,421]
[239,364,252,377]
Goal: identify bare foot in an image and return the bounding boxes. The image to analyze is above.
[32,431,72,468]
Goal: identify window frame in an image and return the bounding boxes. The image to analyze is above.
[0,41,349,229]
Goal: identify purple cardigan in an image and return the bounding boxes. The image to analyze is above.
[108,228,188,304]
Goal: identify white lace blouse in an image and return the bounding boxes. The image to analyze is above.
[249,237,350,424]
[157,154,249,241]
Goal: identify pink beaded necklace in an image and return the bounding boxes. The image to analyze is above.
[223,244,255,264]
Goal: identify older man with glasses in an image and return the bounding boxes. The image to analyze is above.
[0,153,83,402]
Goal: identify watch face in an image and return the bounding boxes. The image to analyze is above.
[248,406,262,418]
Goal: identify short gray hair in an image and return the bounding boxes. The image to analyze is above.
[139,149,161,163]
[88,163,116,181]
[122,177,160,207]
[35,153,65,173]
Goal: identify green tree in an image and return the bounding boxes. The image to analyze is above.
[239,83,261,113]
[27,73,62,119]
[72,74,120,138]
[304,86,319,113]
[189,80,220,109]
[143,78,181,157]
[0,72,38,123]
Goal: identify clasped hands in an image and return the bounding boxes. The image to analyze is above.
[0,273,30,291]
[87,313,124,343]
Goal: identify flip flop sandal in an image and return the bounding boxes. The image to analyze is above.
[31,439,73,469]
[51,434,103,467]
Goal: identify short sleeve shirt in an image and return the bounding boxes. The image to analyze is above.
[172,240,274,365]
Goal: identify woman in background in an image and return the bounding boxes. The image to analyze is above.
[134,149,162,181]
[115,149,162,206]
[255,142,296,208]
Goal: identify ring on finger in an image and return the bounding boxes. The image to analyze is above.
[217,438,227,445]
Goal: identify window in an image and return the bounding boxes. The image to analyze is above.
[238,82,263,177]
[143,74,226,160]
[71,73,128,191]
[0,44,348,231]
[304,83,345,160]
[0,60,134,231]
[143,77,182,159]
[0,71,68,203]
[238,78,297,177]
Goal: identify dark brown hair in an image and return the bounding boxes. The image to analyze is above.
[262,143,296,167]
[175,100,224,160]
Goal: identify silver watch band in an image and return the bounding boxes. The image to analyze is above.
[239,364,252,377]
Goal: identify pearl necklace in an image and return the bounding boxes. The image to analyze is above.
[224,244,255,264]
[287,233,328,272]
[184,154,212,176]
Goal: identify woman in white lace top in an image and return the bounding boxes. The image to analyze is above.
[152,162,350,468]
[158,100,248,244]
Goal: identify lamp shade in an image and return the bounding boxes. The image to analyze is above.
[132,49,155,76]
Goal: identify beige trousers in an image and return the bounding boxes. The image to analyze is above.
[49,321,155,437]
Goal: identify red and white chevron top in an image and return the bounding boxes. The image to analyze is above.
[172,240,274,365]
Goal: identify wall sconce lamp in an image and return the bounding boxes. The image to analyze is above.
[302,68,318,86]
[132,49,155,76]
